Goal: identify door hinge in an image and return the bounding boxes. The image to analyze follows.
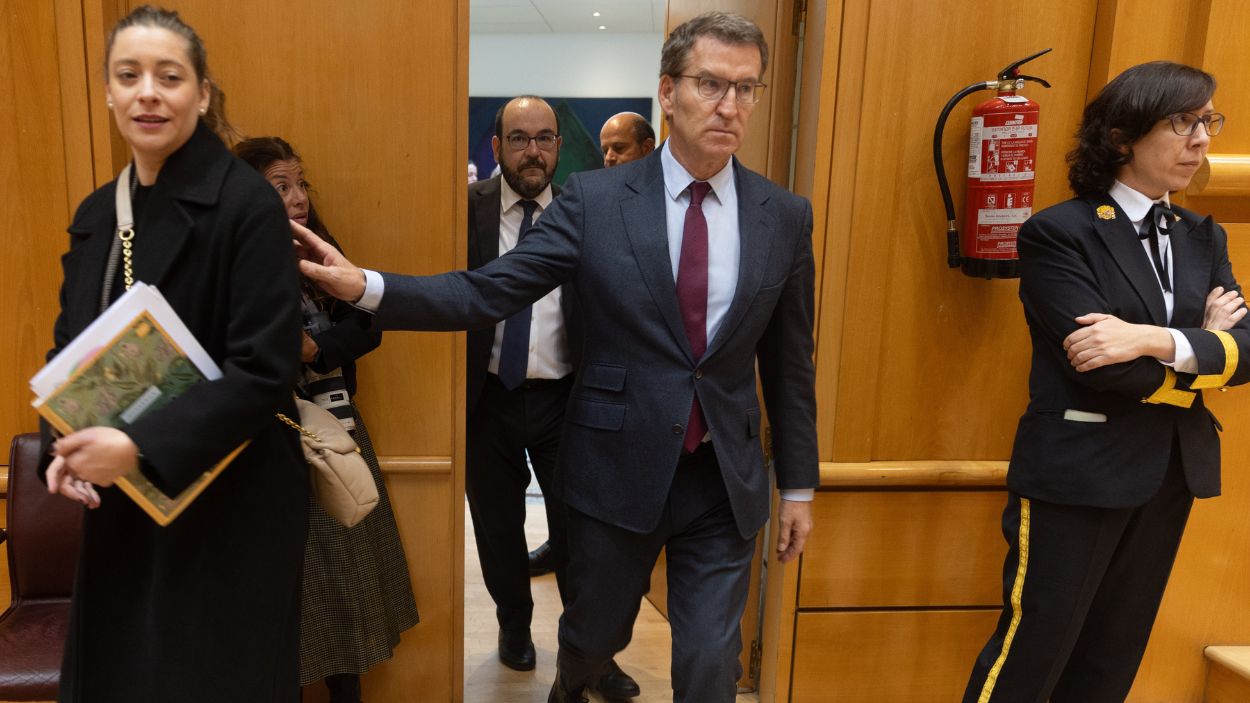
[750,638,763,681]
[793,0,807,36]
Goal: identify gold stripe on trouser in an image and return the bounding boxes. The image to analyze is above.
[977,497,1031,703]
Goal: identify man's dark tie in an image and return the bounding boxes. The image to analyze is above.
[676,181,712,454]
[1139,202,1174,293]
[497,199,539,390]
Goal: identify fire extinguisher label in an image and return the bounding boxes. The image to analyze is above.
[973,187,1032,256]
[968,116,985,177]
[977,124,1037,182]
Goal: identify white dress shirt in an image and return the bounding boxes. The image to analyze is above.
[660,143,813,503]
[1107,180,1197,372]
[487,179,570,380]
[661,141,740,344]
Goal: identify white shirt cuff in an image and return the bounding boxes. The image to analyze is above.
[354,269,384,313]
[780,488,815,502]
[1163,328,1198,373]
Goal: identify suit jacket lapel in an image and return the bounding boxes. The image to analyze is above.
[132,124,230,291]
[474,176,502,265]
[620,152,693,361]
[1170,214,1212,328]
[705,160,775,359]
[134,184,194,291]
[1091,196,1168,326]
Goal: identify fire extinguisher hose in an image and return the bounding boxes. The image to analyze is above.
[934,81,995,268]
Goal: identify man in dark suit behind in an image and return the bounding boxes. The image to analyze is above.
[465,95,638,698]
[293,12,817,702]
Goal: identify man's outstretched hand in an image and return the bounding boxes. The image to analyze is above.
[290,219,367,303]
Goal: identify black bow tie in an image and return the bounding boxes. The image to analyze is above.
[1138,202,1174,293]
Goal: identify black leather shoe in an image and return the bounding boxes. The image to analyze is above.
[498,628,536,671]
[591,658,641,699]
[528,540,554,577]
[548,669,588,703]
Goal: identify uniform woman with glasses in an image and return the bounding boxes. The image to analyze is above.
[963,61,1250,703]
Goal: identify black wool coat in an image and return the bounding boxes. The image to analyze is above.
[46,123,308,703]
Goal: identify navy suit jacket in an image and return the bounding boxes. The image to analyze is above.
[376,151,818,537]
[1009,195,1250,508]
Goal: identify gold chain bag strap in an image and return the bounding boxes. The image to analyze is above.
[277,400,378,527]
[113,165,378,527]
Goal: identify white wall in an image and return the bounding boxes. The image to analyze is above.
[469,33,665,128]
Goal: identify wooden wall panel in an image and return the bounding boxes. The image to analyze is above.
[823,0,1097,462]
[0,0,93,443]
[800,491,1006,609]
[789,610,1000,703]
[161,0,462,457]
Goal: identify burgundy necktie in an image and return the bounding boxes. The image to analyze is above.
[676,181,711,453]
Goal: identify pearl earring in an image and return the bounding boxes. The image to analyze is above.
[107,100,114,109]
[199,107,207,115]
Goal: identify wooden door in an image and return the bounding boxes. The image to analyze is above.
[11,1,470,700]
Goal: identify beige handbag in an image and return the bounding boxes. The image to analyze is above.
[278,399,379,528]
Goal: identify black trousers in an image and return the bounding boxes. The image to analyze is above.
[465,373,571,632]
[963,452,1194,703]
[556,443,756,703]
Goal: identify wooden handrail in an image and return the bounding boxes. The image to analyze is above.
[1187,154,1250,197]
[819,460,1008,488]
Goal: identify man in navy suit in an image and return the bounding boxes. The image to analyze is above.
[294,12,817,702]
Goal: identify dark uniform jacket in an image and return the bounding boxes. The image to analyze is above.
[1009,194,1250,508]
[46,123,307,702]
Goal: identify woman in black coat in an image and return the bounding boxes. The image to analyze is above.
[43,7,306,701]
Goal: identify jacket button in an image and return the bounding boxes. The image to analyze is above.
[671,424,684,435]
[694,369,703,380]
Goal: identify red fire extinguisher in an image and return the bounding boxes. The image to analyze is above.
[934,49,1051,279]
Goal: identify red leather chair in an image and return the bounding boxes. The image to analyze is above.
[0,433,82,700]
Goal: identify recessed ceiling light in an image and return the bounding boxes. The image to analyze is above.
[593,11,601,17]
[598,25,606,30]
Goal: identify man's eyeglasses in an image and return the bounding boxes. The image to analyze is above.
[505,134,560,151]
[677,74,767,104]
[1166,112,1226,137]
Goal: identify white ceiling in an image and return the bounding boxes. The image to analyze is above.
[470,0,666,34]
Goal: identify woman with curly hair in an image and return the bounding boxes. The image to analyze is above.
[234,136,418,703]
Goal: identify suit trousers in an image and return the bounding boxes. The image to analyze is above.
[963,442,1194,703]
[465,373,571,633]
[556,443,756,703]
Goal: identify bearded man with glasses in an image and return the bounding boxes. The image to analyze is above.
[963,61,1250,703]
